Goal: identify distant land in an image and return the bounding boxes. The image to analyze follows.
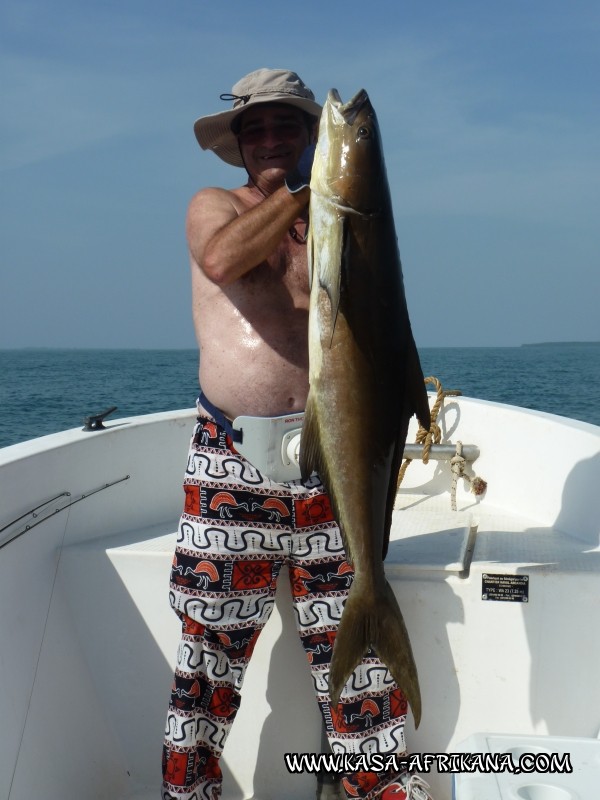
[521,341,599,347]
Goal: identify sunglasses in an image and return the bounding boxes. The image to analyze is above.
[237,121,305,146]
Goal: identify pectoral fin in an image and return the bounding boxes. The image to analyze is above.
[314,212,346,343]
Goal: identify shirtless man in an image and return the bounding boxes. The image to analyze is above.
[189,102,312,419]
[161,69,432,800]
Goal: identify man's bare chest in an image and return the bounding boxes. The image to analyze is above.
[239,243,309,301]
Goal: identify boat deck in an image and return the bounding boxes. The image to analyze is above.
[2,400,598,800]
[45,492,599,800]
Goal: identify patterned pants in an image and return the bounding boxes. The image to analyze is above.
[162,417,408,800]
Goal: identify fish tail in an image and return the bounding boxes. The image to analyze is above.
[328,581,422,727]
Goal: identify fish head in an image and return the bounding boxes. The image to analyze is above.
[312,88,386,215]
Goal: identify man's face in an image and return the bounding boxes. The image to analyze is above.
[237,103,312,188]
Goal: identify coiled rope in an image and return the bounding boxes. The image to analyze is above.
[397,376,487,509]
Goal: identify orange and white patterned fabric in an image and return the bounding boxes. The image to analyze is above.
[162,415,408,800]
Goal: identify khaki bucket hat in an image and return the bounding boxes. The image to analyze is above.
[193,68,322,167]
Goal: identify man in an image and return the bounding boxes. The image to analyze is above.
[162,68,432,800]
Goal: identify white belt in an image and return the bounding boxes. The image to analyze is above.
[232,412,304,482]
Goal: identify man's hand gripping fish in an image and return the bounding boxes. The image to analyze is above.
[300,89,431,727]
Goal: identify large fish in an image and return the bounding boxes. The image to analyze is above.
[300,89,431,726]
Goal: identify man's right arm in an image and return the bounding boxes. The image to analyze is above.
[187,186,310,286]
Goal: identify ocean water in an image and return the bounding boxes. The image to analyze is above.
[0,343,598,449]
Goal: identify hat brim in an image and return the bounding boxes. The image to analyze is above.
[194,95,322,168]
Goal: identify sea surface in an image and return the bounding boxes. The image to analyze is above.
[1,343,599,449]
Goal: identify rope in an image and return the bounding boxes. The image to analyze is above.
[397,376,487,508]
[450,441,488,510]
[397,376,460,486]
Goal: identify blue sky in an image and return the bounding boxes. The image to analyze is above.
[1,0,599,348]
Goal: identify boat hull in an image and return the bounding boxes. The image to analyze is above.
[1,399,599,800]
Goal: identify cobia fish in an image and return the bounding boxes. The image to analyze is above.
[300,89,431,726]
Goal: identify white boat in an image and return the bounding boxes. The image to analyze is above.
[1,393,599,800]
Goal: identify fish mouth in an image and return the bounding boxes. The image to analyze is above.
[327,88,369,125]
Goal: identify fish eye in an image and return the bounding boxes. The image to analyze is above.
[357,126,371,140]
